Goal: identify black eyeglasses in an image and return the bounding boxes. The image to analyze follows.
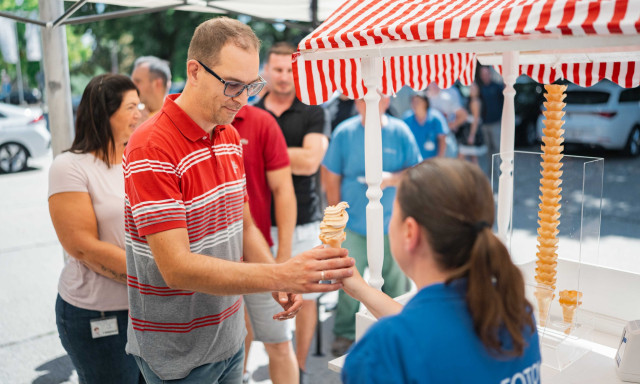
[197,60,266,98]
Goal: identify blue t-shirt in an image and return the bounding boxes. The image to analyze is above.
[403,109,449,159]
[342,279,542,384]
[323,115,422,236]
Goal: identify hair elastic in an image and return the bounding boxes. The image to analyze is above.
[472,221,490,233]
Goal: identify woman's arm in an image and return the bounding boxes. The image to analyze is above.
[49,192,128,284]
[342,267,403,318]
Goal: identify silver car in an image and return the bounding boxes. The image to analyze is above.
[536,80,640,156]
[0,103,51,173]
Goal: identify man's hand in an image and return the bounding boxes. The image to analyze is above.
[272,292,303,320]
[277,245,354,294]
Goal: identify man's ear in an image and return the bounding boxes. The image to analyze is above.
[152,77,163,91]
[186,60,200,84]
[404,216,421,252]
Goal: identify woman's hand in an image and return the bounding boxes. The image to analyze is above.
[341,265,369,302]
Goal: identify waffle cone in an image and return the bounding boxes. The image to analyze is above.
[534,287,555,327]
[534,84,568,302]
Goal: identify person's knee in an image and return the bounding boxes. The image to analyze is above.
[264,341,294,358]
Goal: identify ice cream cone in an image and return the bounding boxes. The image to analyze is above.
[533,84,567,320]
[534,286,555,327]
[322,233,346,249]
[319,202,349,248]
[559,290,582,334]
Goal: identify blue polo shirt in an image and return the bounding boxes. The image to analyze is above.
[342,279,542,384]
[322,115,422,236]
[403,109,449,159]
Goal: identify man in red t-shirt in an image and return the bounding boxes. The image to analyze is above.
[123,17,354,383]
[233,105,298,383]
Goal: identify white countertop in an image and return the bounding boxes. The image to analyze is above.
[329,330,626,383]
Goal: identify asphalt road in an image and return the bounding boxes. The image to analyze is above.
[1,146,638,383]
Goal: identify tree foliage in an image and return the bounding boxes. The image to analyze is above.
[69,4,310,83]
[2,1,311,96]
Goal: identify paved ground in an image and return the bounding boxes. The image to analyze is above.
[0,153,343,384]
[1,144,638,383]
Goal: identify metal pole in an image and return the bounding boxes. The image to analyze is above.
[313,297,324,356]
[39,0,74,157]
[0,11,46,26]
[51,0,88,29]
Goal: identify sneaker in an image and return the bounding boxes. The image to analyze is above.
[331,336,354,357]
[242,372,250,384]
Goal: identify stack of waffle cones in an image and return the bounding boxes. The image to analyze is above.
[559,290,582,334]
[319,202,349,249]
[534,84,567,327]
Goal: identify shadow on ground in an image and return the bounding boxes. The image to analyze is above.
[33,355,74,384]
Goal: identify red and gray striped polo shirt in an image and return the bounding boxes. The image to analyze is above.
[123,94,247,380]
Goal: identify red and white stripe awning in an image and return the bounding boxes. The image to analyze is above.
[293,0,640,105]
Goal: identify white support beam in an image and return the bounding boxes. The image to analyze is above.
[496,51,519,243]
[361,57,384,293]
[477,48,640,66]
[300,34,639,61]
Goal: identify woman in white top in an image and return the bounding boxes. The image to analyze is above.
[48,74,142,383]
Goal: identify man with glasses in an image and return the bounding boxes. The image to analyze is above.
[123,18,354,383]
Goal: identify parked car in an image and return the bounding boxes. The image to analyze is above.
[0,102,51,173]
[536,80,640,156]
[7,88,42,105]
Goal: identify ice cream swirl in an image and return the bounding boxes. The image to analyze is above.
[319,201,349,245]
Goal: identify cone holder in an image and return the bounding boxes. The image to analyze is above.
[492,151,603,371]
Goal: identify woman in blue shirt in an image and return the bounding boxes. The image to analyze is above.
[342,158,541,384]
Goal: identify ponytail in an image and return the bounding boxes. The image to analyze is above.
[398,158,534,358]
[458,228,534,357]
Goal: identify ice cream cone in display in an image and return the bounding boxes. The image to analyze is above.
[534,288,554,327]
[559,290,582,334]
[534,84,567,326]
[319,202,349,248]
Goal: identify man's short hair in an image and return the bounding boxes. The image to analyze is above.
[268,42,296,61]
[133,56,172,90]
[187,17,260,67]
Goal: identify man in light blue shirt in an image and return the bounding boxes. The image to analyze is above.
[322,96,422,356]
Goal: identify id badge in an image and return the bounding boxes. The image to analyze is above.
[90,316,119,339]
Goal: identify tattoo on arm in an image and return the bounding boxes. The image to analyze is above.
[100,265,127,283]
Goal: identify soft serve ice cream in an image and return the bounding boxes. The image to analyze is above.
[319,202,349,248]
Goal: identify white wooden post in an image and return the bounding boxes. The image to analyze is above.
[496,51,519,242]
[361,57,384,292]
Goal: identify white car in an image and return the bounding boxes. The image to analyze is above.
[0,103,51,173]
[536,80,640,156]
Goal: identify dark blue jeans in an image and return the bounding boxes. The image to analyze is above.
[55,294,143,384]
[135,345,244,384]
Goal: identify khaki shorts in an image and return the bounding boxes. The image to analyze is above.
[244,291,292,344]
[271,222,323,301]
[243,222,322,343]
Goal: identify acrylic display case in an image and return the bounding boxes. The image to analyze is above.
[492,151,604,370]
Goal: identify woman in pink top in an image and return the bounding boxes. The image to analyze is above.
[48,74,142,383]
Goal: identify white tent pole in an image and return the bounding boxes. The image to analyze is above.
[496,51,519,243]
[40,0,74,157]
[361,56,384,293]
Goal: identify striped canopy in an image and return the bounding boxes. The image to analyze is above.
[293,0,640,105]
